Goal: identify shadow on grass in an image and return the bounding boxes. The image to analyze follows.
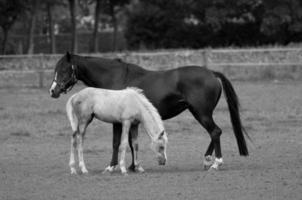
[10,131,31,137]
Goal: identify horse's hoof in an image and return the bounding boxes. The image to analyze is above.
[209,158,223,171]
[81,169,89,174]
[128,164,136,172]
[102,165,117,174]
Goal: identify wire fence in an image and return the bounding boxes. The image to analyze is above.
[0,47,301,88]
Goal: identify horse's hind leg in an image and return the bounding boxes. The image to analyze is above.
[201,117,223,170]
[204,141,214,169]
[189,108,223,170]
[103,123,121,173]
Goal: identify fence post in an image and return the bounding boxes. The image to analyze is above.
[202,49,210,68]
[38,54,44,88]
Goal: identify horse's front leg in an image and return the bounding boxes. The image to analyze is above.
[103,123,121,173]
[120,120,131,175]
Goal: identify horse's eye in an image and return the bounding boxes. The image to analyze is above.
[159,146,164,151]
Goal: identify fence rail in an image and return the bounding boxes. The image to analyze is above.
[0,47,301,88]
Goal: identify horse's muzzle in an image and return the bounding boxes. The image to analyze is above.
[49,87,60,98]
[50,91,60,98]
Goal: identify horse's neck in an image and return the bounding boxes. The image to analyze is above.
[124,63,149,83]
[72,56,125,88]
[73,55,150,88]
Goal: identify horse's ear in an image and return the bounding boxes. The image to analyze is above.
[66,51,71,62]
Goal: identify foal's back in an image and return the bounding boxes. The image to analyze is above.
[69,87,142,123]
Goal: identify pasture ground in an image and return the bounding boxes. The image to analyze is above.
[0,81,301,200]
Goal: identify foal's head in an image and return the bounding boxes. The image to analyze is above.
[49,52,77,98]
[151,131,168,165]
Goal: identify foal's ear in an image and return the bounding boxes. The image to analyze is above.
[66,51,71,62]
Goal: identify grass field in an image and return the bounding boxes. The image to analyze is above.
[0,81,302,200]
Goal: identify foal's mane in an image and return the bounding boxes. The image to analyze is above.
[126,87,164,134]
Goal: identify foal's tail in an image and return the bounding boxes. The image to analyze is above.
[213,71,249,156]
[66,96,78,133]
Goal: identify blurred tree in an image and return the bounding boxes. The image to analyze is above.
[125,0,188,49]
[91,0,101,52]
[0,0,26,54]
[68,0,78,53]
[102,0,130,51]
[261,0,302,44]
[43,0,64,53]
[26,0,39,54]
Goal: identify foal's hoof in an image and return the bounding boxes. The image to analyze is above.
[102,165,118,174]
[122,172,128,176]
[70,168,77,175]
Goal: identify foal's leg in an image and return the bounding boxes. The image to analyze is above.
[77,132,88,173]
[77,118,92,174]
[69,132,77,174]
[119,120,131,175]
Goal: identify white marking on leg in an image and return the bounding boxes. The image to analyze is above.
[102,165,118,174]
[210,157,223,170]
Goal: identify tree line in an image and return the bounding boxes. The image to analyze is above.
[1,0,302,55]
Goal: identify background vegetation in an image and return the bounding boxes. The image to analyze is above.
[0,0,302,54]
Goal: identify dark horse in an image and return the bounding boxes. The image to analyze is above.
[49,52,249,171]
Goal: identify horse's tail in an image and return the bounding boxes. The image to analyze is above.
[66,95,79,133]
[213,71,249,156]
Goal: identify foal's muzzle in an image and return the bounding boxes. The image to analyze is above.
[158,157,166,165]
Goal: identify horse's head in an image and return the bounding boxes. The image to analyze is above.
[151,131,168,165]
[49,52,78,98]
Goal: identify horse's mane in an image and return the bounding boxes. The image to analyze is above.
[126,87,164,133]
